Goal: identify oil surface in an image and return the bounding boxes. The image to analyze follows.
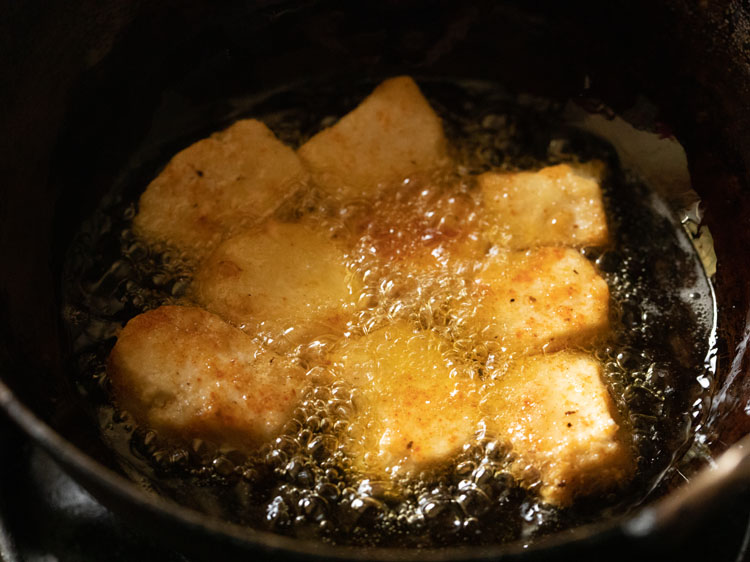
[62,79,716,548]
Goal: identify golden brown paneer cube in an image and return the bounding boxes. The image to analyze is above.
[298,76,449,201]
[108,306,305,448]
[331,322,479,476]
[134,119,308,260]
[471,247,609,354]
[480,352,633,506]
[479,162,609,249]
[191,221,361,347]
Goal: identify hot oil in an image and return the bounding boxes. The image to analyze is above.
[62,79,716,548]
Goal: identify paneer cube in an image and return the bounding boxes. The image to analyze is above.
[298,76,449,201]
[191,221,361,347]
[108,306,305,448]
[471,247,609,353]
[134,119,307,260]
[480,352,633,506]
[331,322,479,475]
[479,162,609,249]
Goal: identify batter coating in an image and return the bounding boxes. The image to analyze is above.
[481,352,633,506]
[298,76,449,201]
[192,221,361,348]
[480,162,609,249]
[108,306,306,448]
[331,322,480,476]
[471,246,610,354]
[134,119,307,260]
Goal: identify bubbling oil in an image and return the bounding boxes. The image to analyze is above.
[62,79,716,548]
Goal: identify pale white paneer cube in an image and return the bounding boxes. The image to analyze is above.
[471,247,609,353]
[479,162,609,249]
[134,119,307,260]
[107,306,305,448]
[191,221,361,347]
[480,352,633,506]
[297,76,449,201]
[331,322,479,476]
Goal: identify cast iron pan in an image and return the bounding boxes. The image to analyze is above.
[1,0,750,559]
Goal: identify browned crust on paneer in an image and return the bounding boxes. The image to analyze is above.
[479,161,609,249]
[108,305,305,448]
[134,119,307,260]
[331,322,479,475]
[471,247,610,353]
[298,76,449,201]
[481,352,633,506]
[191,221,361,348]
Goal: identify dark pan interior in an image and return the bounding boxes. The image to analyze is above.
[2,1,750,560]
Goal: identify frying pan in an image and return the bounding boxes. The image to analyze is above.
[1,0,750,559]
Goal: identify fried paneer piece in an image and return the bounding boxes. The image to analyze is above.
[192,221,361,347]
[134,119,307,260]
[480,352,633,506]
[298,76,449,201]
[479,162,609,249]
[108,306,305,448]
[471,247,609,353]
[331,322,479,476]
